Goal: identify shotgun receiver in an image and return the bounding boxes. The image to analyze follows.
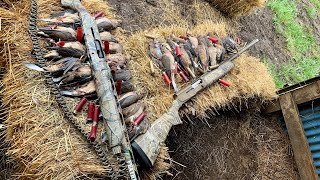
[61,0,139,179]
[132,39,259,168]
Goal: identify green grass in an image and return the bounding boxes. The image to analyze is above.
[310,0,320,11]
[306,6,317,19]
[267,0,320,89]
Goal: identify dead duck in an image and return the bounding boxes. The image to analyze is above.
[160,44,178,92]
[123,103,145,124]
[187,32,198,53]
[180,43,196,78]
[23,57,84,77]
[207,40,218,66]
[60,80,96,97]
[118,91,141,109]
[50,9,77,18]
[44,41,85,59]
[215,43,226,64]
[197,36,209,72]
[41,13,80,24]
[118,80,135,94]
[100,31,119,42]
[38,26,77,41]
[112,69,132,81]
[221,36,239,53]
[96,17,121,32]
[148,39,163,60]
[52,64,92,85]
[103,42,123,54]
[122,102,144,117]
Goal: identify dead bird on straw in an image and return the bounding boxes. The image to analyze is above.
[96,17,122,32]
[38,26,77,41]
[60,80,96,97]
[23,57,85,77]
[44,41,86,59]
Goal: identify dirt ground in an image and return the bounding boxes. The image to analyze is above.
[164,112,299,179]
[238,8,291,66]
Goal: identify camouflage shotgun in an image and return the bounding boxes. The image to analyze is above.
[61,0,139,179]
[132,39,259,168]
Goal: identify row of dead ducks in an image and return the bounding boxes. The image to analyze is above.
[24,9,148,140]
[148,32,242,92]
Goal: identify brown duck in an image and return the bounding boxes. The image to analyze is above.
[96,17,121,32]
[180,43,196,78]
[207,41,218,66]
[60,80,96,97]
[197,36,209,72]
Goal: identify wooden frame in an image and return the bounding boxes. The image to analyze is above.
[264,79,320,113]
[263,78,320,180]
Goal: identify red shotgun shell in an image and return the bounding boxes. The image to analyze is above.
[77,27,83,43]
[86,102,94,122]
[90,105,100,142]
[104,41,110,54]
[73,97,87,114]
[208,36,219,43]
[56,41,65,47]
[162,72,171,85]
[179,35,188,40]
[218,79,231,87]
[115,80,122,96]
[179,71,189,82]
[175,46,181,57]
[174,62,178,74]
[94,11,104,19]
[133,112,145,126]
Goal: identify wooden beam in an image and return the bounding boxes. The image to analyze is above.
[279,93,317,180]
[264,80,320,113]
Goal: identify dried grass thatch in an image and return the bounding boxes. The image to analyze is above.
[124,22,276,123]
[206,0,266,17]
[1,0,127,179]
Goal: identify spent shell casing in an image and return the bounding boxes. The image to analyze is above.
[73,96,87,114]
[86,102,94,122]
[133,112,145,126]
[90,105,100,142]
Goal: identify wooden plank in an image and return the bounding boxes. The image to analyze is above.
[264,80,320,113]
[279,93,317,180]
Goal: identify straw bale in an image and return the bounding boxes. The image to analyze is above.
[206,0,266,17]
[0,0,124,179]
[124,22,276,123]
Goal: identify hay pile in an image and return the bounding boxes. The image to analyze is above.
[206,0,266,17]
[1,0,127,179]
[124,23,276,122]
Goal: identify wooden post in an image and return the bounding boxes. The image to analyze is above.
[279,93,317,180]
